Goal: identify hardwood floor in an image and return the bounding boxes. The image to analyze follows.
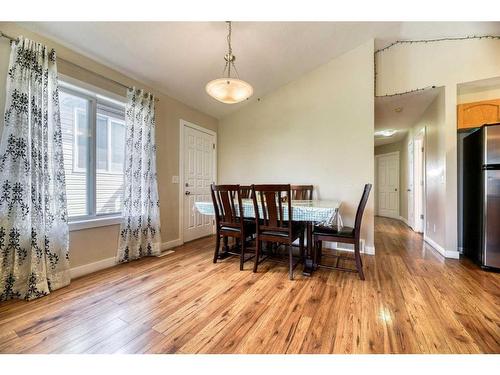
[0,217,499,354]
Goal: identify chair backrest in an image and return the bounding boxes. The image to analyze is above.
[210,184,244,229]
[290,185,313,200]
[240,185,253,199]
[354,184,372,238]
[251,184,292,237]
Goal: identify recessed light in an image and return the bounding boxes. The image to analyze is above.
[375,129,397,137]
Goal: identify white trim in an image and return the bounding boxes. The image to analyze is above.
[399,216,409,226]
[321,238,375,255]
[161,238,182,251]
[69,215,122,231]
[179,120,217,245]
[59,74,127,106]
[424,235,460,259]
[70,256,117,279]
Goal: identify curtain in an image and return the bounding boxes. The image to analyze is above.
[0,37,70,301]
[117,89,161,262]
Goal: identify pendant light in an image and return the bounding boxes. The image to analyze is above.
[206,21,253,104]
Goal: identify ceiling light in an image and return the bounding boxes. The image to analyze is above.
[206,22,253,104]
[375,129,397,137]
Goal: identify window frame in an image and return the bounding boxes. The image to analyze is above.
[96,113,126,175]
[59,77,127,231]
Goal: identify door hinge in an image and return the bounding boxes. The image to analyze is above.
[420,214,424,220]
[212,143,216,149]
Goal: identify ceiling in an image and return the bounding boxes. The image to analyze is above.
[19,21,500,119]
[374,88,440,146]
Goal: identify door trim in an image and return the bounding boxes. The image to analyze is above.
[179,119,217,244]
[375,151,400,218]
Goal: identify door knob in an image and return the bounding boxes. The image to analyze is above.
[395,188,398,191]
[185,191,191,195]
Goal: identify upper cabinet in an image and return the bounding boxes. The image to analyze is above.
[457,99,500,130]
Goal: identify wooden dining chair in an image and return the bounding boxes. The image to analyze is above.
[290,185,314,200]
[240,185,253,199]
[313,184,372,280]
[251,184,305,280]
[211,184,256,270]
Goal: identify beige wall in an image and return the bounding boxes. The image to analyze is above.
[374,140,408,220]
[218,40,375,251]
[376,38,500,256]
[0,22,218,268]
[457,84,500,104]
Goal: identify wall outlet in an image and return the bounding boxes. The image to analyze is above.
[172,175,179,184]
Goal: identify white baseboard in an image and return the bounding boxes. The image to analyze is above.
[162,238,182,251]
[424,235,460,259]
[399,216,409,226]
[70,239,182,279]
[322,239,375,255]
[70,257,117,279]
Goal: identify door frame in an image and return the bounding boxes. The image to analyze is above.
[407,140,415,229]
[375,151,400,218]
[179,119,217,244]
[413,128,426,234]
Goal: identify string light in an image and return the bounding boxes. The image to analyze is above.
[374,34,500,98]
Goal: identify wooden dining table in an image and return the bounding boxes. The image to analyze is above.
[194,199,343,276]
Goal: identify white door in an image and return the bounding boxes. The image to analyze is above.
[182,124,216,242]
[377,153,400,219]
[407,141,415,229]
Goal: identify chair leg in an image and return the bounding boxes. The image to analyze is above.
[354,241,365,280]
[313,238,318,267]
[223,236,229,252]
[239,236,246,271]
[289,245,294,280]
[299,231,305,264]
[213,234,221,263]
[253,240,261,273]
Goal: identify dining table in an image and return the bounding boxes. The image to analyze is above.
[194,198,343,276]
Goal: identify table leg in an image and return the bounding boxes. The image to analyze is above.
[302,221,314,276]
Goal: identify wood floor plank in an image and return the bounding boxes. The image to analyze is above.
[0,217,498,354]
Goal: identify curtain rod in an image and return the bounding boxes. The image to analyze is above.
[0,30,159,102]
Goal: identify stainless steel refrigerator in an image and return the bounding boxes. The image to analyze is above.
[463,123,500,269]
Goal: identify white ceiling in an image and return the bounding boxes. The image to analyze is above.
[19,21,500,119]
[374,88,440,146]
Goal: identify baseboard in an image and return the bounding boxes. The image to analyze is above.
[322,239,375,255]
[70,240,181,279]
[70,257,117,279]
[424,235,460,259]
[399,216,409,226]
[162,238,182,250]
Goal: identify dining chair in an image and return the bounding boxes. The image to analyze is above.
[251,184,305,280]
[290,185,314,200]
[211,184,256,270]
[312,184,372,280]
[240,185,253,199]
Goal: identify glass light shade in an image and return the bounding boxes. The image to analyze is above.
[206,78,253,104]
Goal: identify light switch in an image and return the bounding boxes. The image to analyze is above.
[172,175,179,183]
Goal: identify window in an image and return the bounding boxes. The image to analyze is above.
[59,81,126,224]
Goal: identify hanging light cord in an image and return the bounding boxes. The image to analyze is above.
[221,21,240,80]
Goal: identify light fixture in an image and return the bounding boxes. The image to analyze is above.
[375,129,397,137]
[206,21,253,104]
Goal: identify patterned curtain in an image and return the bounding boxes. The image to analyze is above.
[0,37,70,301]
[117,89,161,262]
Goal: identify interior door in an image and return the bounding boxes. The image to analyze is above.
[407,141,415,229]
[377,153,400,219]
[183,124,215,242]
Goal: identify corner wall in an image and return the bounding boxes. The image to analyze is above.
[218,40,375,250]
